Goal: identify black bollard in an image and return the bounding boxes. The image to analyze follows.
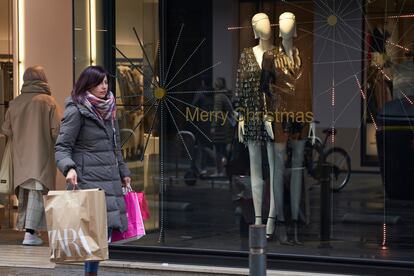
[320,163,332,245]
[249,224,266,276]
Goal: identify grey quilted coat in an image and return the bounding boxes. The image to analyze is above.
[55,97,130,232]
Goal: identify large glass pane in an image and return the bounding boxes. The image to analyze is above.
[151,0,412,262]
[74,0,414,264]
[115,0,160,242]
[0,0,14,230]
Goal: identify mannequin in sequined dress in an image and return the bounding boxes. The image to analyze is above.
[261,12,312,245]
[235,13,282,242]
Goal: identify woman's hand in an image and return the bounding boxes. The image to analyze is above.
[66,168,78,186]
[264,120,274,140]
[122,176,131,188]
[238,119,245,143]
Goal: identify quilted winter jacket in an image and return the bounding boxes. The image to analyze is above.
[55,97,130,232]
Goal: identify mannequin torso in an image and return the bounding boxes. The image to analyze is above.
[253,39,275,69]
[260,12,311,142]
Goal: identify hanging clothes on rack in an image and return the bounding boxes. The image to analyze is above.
[116,63,145,159]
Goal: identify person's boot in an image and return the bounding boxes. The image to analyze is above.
[85,273,97,276]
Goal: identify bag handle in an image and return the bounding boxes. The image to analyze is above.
[122,185,133,195]
[66,184,80,191]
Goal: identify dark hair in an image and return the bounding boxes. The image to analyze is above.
[72,65,109,103]
[214,77,227,90]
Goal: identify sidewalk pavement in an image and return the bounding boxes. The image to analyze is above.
[0,265,354,276]
[0,229,352,276]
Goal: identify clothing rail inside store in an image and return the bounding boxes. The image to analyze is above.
[116,58,144,67]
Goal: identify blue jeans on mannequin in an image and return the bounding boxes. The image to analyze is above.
[84,228,112,274]
[273,140,306,222]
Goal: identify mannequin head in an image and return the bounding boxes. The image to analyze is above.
[279,12,297,39]
[252,13,271,40]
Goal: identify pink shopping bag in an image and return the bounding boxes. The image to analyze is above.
[111,191,146,244]
[137,192,150,220]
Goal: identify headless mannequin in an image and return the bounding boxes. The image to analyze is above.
[237,13,278,237]
[275,12,306,244]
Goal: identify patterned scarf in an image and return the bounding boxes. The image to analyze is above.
[83,91,116,121]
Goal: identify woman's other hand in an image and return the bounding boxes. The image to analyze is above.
[66,168,78,186]
[122,176,131,188]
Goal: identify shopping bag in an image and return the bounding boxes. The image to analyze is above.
[137,192,150,220]
[0,139,13,194]
[43,188,108,263]
[111,190,145,244]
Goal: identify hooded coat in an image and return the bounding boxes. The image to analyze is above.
[55,97,130,231]
[1,80,62,193]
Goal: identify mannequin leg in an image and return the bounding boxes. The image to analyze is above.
[272,143,292,245]
[248,142,264,225]
[290,139,306,245]
[265,142,277,237]
[290,139,306,221]
[273,143,287,222]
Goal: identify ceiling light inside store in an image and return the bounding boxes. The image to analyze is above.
[386,40,410,52]
[388,14,414,19]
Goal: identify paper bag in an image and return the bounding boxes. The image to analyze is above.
[0,140,13,194]
[111,191,145,244]
[44,189,108,263]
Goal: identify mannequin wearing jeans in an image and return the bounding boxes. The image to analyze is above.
[235,13,277,237]
[261,12,312,244]
[272,140,306,244]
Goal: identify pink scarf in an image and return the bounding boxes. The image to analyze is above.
[83,91,116,121]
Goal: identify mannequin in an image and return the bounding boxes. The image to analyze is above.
[261,12,312,245]
[234,13,279,240]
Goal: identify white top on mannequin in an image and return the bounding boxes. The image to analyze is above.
[279,12,297,59]
[251,13,275,68]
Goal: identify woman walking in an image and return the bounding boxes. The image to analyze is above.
[1,66,62,245]
[55,66,130,276]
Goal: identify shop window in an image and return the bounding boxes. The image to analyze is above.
[72,0,414,264]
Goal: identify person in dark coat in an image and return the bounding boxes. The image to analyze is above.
[211,77,234,175]
[55,66,131,276]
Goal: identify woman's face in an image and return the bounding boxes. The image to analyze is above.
[90,76,108,99]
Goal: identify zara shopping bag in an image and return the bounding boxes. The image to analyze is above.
[43,189,108,263]
[0,140,13,194]
[112,189,145,244]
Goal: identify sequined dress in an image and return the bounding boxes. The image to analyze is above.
[261,45,312,143]
[234,47,270,144]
